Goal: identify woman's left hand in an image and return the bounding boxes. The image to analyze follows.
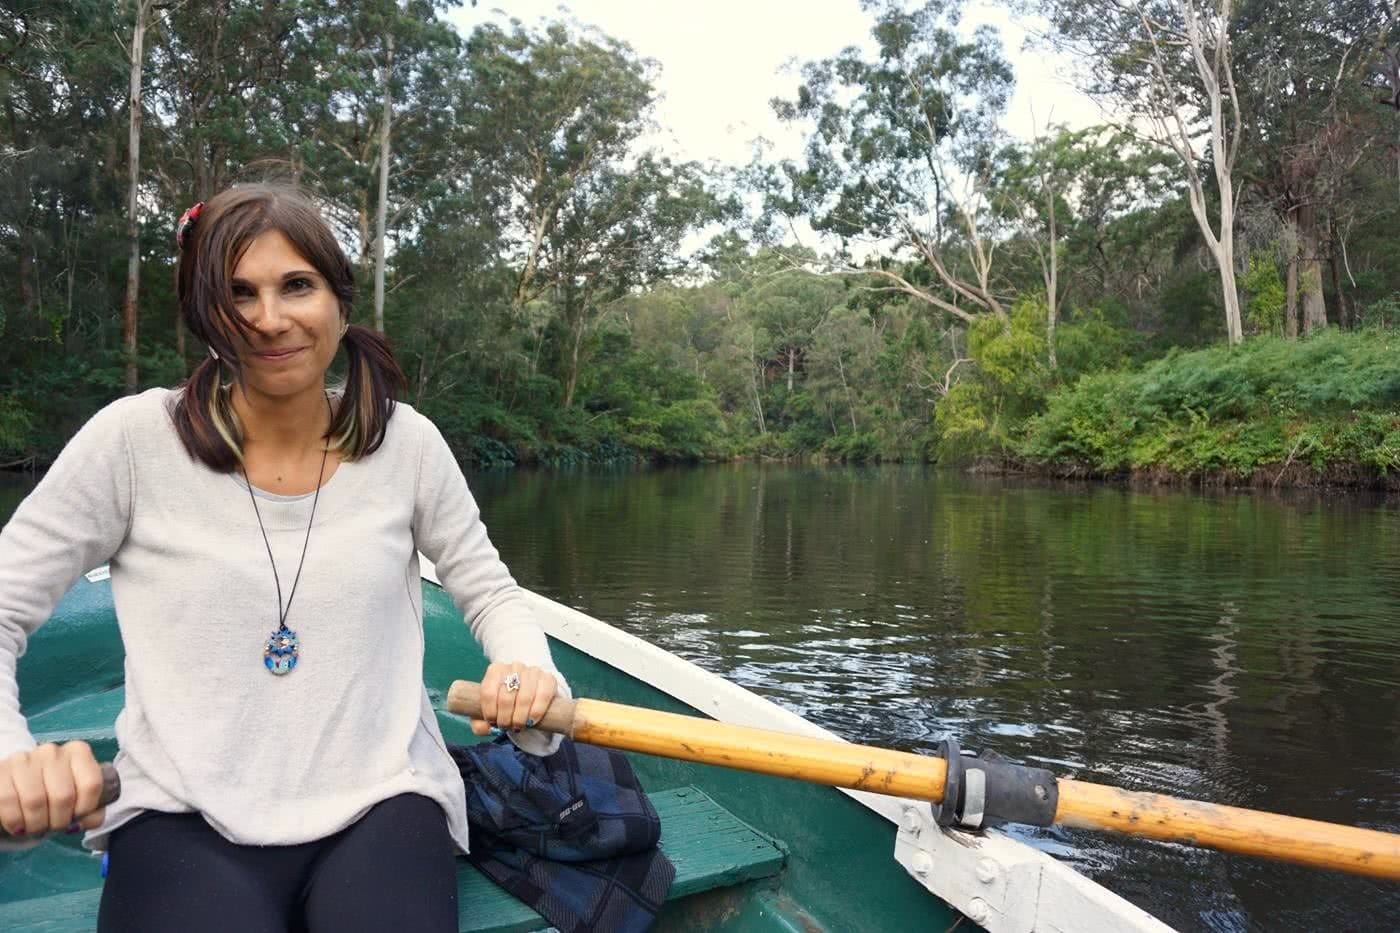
[471,662,557,735]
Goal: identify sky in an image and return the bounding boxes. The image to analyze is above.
[447,1,1111,170]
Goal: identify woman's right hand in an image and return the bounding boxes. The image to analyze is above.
[0,741,106,837]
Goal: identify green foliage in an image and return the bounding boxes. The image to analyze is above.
[470,436,519,470]
[761,0,1012,245]
[1243,252,1286,336]
[1054,303,1138,381]
[1021,330,1400,476]
[824,432,882,462]
[935,298,1049,460]
[1154,271,1225,350]
[0,396,35,460]
[1357,295,1400,330]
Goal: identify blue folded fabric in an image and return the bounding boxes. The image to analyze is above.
[448,737,676,933]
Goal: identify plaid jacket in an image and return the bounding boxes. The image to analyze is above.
[448,737,677,933]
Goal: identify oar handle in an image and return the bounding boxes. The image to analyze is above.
[447,680,579,736]
[0,763,120,841]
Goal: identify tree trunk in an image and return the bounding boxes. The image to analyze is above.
[1217,243,1243,344]
[9,104,36,312]
[1216,191,1243,345]
[357,192,370,270]
[513,197,552,311]
[1296,202,1327,334]
[749,331,766,435]
[787,347,795,392]
[1328,221,1349,328]
[122,1,150,395]
[1285,233,1299,340]
[836,354,858,432]
[17,248,34,312]
[1163,0,1243,345]
[1044,182,1059,369]
[373,31,394,333]
[562,312,585,408]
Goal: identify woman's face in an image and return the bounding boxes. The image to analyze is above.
[226,229,343,404]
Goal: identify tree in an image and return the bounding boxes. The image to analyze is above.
[1231,0,1395,336]
[544,155,726,408]
[740,261,847,397]
[761,0,1015,325]
[460,21,655,317]
[1042,0,1247,344]
[313,1,463,331]
[373,24,394,332]
[121,1,155,393]
[996,127,1176,366]
[808,303,880,435]
[2,0,129,433]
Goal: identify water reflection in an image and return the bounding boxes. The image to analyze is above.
[468,464,1400,931]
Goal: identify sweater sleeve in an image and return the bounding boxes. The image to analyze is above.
[411,412,567,755]
[0,400,135,759]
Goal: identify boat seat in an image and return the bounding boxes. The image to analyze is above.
[0,786,786,933]
[457,785,787,933]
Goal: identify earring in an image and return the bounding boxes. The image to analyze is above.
[209,345,220,361]
[339,322,349,339]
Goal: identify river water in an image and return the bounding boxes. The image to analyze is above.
[3,464,1398,929]
[466,464,1400,931]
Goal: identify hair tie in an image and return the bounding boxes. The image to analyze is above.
[176,201,205,249]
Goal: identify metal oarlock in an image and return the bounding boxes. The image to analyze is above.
[935,738,1059,830]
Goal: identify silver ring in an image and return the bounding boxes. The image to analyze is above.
[503,673,521,693]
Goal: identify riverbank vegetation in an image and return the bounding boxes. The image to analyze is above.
[5,1,1400,484]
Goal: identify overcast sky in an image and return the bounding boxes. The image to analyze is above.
[448,1,1110,168]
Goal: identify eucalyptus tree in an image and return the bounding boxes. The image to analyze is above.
[543,154,727,408]
[738,259,848,397]
[1040,0,1248,343]
[459,21,728,408]
[761,0,1015,326]
[121,0,158,392]
[995,127,1177,366]
[460,21,655,317]
[1229,0,1395,335]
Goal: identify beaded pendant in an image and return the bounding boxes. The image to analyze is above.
[264,624,299,675]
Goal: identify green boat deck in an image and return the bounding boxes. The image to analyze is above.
[0,785,787,932]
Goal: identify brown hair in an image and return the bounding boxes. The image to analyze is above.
[170,183,406,470]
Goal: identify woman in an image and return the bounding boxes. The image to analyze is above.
[0,183,567,932]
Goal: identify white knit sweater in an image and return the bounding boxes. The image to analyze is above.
[0,388,565,853]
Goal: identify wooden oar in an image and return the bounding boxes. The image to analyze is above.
[448,680,1400,881]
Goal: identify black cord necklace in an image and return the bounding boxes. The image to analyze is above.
[244,393,332,676]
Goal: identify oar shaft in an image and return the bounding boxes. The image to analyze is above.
[583,694,952,799]
[446,680,950,798]
[446,680,1400,881]
[1055,779,1400,880]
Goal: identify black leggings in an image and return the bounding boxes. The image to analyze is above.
[96,793,458,933]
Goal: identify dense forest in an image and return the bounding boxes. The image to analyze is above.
[5,0,1400,482]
